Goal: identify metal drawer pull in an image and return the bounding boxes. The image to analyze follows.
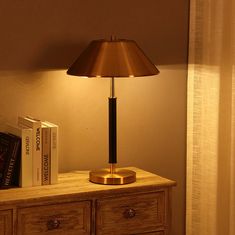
[47,219,60,230]
[123,208,136,218]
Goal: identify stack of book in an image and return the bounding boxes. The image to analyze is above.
[0,116,58,188]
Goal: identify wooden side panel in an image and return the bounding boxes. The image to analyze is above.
[17,201,91,235]
[96,192,165,235]
[0,210,13,235]
[165,188,172,235]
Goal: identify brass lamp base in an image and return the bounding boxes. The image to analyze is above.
[89,167,136,185]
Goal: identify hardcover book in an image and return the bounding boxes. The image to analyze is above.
[41,124,51,185]
[18,116,42,186]
[0,132,21,188]
[6,124,33,187]
[43,121,58,184]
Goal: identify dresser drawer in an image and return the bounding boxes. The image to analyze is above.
[0,210,13,235]
[17,201,91,235]
[96,192,165,235]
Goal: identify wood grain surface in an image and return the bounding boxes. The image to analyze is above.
[96,191,165,235]
[0,209,12,235]
[139,231,164,235]
[17,201,90,235]
[0,167,176,205]
[0,167,175,235]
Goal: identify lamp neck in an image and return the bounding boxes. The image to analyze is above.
[108,77,117,165]
[110,77,115,98]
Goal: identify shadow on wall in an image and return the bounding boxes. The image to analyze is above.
[0,41,88,72]
[0,0,189,71]
[31,42,88,70]
[0,39,187,72]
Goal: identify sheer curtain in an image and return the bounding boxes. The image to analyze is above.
[187,0,235,234]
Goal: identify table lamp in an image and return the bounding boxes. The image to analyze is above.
[67,37,159,185]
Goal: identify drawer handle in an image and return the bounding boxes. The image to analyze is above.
[123,208,136,219]
[47,219,60,230]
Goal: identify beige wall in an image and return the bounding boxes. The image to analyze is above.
[0,1,188,234]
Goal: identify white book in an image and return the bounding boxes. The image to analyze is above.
[41,124,51,185]
[6,124,33,188]
[18,116,42,186]
[43,121,58,184]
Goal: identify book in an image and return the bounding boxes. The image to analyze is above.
[41,124,51,185]
[0,132,12,187]
[18,116,42,186]
[43,121,58,184]
[0,132,21,188]
[5,124,33,187]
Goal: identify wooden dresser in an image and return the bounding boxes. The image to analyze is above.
[0,167,176,235]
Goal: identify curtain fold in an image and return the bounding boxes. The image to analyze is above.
[187,0,235,234]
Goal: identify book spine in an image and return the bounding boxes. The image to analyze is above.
[0,134,12,185]
[18,117,42,186]
[50,126,58,184]
[42,127,50,185]
[20,129,33,187]
[2,138,21,186]
[6,125,33,187]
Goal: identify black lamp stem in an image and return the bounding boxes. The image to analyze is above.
[109,77,117,166]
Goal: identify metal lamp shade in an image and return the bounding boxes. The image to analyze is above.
[67,39,159,78]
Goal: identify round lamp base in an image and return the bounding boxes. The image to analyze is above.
[89,168,136,185]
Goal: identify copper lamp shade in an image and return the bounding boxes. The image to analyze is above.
[67,39,159,77]
[67,38,159,185]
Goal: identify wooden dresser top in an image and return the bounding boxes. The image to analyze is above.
[0,167,176,205]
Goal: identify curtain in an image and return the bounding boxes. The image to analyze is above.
[187,0,235,234]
